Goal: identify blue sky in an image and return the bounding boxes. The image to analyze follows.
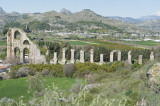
[0,0,160,18]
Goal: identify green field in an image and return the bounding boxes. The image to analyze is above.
[123,41,159,46]
[0,77,77,100]
[0,41,7,45]
[69,41,88,45]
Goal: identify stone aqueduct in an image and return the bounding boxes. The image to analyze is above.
[7,28,155,65]
[7,28,46,64]
[50,49,154,65]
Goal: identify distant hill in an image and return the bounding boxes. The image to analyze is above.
[138,15,160,21]
[107,15,160,33]
[60,8,72,15]
[137,20,160,33]
[18,9,149,33]
[137,15,160,32]
[0,7,5,14]
[107,15,160,23]
[107,16,141,23]
[0,7,151,34]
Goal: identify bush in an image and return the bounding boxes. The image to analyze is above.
[74,62,125,78]
[131,60,141,70]
[16,67,29,78]
[41,70,50,76]
[27,75,45,97]
[85,74,100,84]
[63,64,75,77]
[10,64,64,78]
[70,79,84,93]
[9,69,17,79]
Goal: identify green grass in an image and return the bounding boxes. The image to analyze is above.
[0,41,7,45]
[69,41,88,45]
[123,41,159,46]
[0,77,76,100]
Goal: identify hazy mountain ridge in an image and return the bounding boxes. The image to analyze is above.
[60,8,72,15]
[19,9,148,33]
[108,15,160,23]
[107,16,141,23]
[0,7,153,33]
[0,7,5,14]
[107,15,160,33]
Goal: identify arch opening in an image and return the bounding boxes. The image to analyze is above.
[113,52,118,61]
[23,48,29,63]
[14,31,21,39]
[23,40,30,45]
[14,47,20,63]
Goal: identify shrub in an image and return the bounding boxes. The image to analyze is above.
[27,74,45,97]
[16,67,29,78]
[74,62,102,77]
[63,64,75,77]
[41,70,50,76]
[10,64,64,78]
[8,69,17,79]
[131,60,141,70]
[85,73,100,84]
[70,79,84,93]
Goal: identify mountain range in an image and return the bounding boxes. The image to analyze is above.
[0,7,160,33]
[107,15,160,33]
[107,15,160,23]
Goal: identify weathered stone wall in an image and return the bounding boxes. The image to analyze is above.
[6,28,154,65]
[7,28,46,64]
[49,48,154,65]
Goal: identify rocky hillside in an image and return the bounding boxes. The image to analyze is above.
[20,9,150,33]
[0,7,28,31]
[0,7,150,34]
[137,20,160,33]
[107,15,160,33]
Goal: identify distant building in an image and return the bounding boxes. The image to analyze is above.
[0,66,9,73]
[144,38,152,41]
[153,40,160,42]
[131,34,137,36]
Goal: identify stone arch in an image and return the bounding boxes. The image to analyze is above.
[7,28,47,64]
[7,30,12,46]
[23,40,30,45]
[14,30,21,39]
[14,47,20,57]
[150,51,154,61]
[128,51,132,64]
[23,48,30,63]
[110,50,121,62]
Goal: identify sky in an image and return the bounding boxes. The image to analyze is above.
[0,0,160,18]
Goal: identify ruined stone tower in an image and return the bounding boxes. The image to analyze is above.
[7,28,46,64]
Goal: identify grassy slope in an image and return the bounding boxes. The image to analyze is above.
[123,41,159,46]
[0,41,6,45]
[69,41,88,45]
[0,77,76,100]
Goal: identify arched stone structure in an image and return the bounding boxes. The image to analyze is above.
[7,28,46,64]
[23,48,29,63]
[128,51,132,64]
[99,54,104,65]
[23,40,30,45]
[90,49,94,63]
[61,48,67,64]
[70,49,75,63]
[110,50,121,62]
[139,55,143,64]
[80,49,85,63]
[150,52,154,61]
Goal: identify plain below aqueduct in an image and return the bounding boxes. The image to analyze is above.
[7,28,154,65]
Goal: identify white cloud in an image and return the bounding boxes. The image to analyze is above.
[155,11,160,16]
